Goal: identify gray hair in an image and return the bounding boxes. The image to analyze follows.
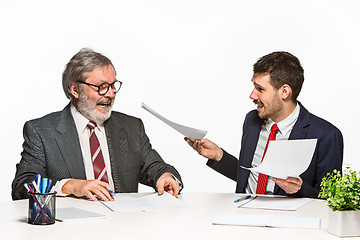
[62,48,116,99]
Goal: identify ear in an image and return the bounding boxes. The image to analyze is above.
[279,84,292,100]
[69,83,80,99]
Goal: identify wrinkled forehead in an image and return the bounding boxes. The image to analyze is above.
[82,64,115,80]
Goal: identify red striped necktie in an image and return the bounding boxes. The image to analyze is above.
[256,123,279,194]
[87,121,109,183]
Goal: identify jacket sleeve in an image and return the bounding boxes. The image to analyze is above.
[137,120,183,190]
[206,149,238,182]
[12,121,47,200]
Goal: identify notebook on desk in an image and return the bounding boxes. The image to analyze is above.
[56,207,106,222]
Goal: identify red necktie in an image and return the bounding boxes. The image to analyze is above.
[87,121,109,183]
[256,123,279,194]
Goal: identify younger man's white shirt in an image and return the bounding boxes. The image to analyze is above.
[245,103,300,194]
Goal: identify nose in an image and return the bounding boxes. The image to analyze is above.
[249,88,257,100]
[104,87,116,98]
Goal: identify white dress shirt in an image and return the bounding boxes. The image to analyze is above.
[245,103,300,194]
[56,104,115,195]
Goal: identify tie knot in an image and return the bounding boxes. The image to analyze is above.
[87,121,97,130]
[271,123,279,133]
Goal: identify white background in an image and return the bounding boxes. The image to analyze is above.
[1,0,359,202]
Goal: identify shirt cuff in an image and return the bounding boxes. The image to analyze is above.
[171,174,183,190]
[55,178,71,196]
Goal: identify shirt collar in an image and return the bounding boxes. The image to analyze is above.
[265,103,300,136]
[70,103,104,133]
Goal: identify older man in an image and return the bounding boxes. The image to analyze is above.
[12,48,182,201]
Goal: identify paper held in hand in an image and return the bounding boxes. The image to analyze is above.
[141,102,207,141]
[241,139,317,179]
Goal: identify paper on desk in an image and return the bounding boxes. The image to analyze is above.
[56,207,106,222]
[141,102,207,141]
[213,213,320,229]
[99,192,188,212]
[240,195,312,211]
[241,139,317,179]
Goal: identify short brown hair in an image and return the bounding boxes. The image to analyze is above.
[253,51,304,101]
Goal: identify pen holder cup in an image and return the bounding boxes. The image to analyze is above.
[27,191,56,225]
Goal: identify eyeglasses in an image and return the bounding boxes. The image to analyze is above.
[77,80,122,96]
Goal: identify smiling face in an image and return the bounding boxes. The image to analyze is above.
[249,73,284,122]
[70,64,117,124]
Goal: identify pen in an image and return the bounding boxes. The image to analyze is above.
[24,183,30,192]
[42,178,48,194]
[107,189,115,194]
[36,174,41,192]
[51,180,59,193]
[45,179,52,193]
[28,183,35,194]
[234,195,251,203]
[32,180,41,193]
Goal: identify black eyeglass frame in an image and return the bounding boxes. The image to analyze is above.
[77,80,122,96]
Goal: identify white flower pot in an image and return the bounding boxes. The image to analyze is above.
[328,208,360,237]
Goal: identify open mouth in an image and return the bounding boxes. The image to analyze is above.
[254,100,263,109]
[97,100,113,111]
[98,102,111,107]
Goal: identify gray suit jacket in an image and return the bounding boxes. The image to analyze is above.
[12,103,182,200]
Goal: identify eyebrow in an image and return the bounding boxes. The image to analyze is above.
[252,79,263,88]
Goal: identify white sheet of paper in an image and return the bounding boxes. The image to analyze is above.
[141,102,207,141]
[241,139,317,179]
[99,192,188,212]
[240,195,312,211]
[213,213,320,229]
[56,207,106,222]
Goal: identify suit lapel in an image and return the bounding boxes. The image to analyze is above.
[105,117,127,192]
[237,114,263,192]
[288,102,310,140]
[55,104,86,179]
[243,123,262,167]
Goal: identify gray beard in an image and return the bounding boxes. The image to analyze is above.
[76,93,113,125]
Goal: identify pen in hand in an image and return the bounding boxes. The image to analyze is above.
[107,189,115,194]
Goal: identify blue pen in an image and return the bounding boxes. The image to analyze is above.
[234,195,251,203]
[42,178,48,193]
[45,179,52,193]
[107,189,115,194]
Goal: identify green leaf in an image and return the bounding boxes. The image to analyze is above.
[319,166,360,211]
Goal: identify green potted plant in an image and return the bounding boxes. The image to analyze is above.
[319,166,360,237]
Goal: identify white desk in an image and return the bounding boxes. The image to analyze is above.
[0,193,354,239]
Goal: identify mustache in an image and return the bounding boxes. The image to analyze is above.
[97,97,114,105]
